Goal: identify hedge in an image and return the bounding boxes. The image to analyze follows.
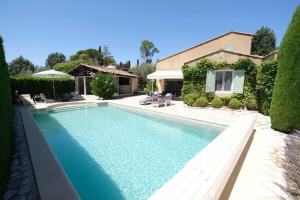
[0,36,14,195]
[11,76,75,98]
[256,60,278,115]
[270,5,300,133]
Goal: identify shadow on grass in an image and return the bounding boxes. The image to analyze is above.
[35,115,125,200]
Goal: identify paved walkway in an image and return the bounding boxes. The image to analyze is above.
[3,108,39,200]
[31,94,288,199]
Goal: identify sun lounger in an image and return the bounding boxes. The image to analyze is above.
[40,93,55,103]
[20,94,35,105]
[152,93,173,107]
[139,92,159,105]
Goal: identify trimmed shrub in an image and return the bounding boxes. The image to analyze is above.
[11,76,74,98]
[194,96,208,107]
[256,60,278,115]
[211,97,223,108]
[183,93,194,106]
[228,98,241,110]
[270,5,300,132]
[0,36,14,195]
[90,72,116,99]
[183,92,200,106]
[205,92,215,102]
[244,93,258,110]
[221,96,231,106]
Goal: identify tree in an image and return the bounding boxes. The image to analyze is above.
[90,73,116,99]
[102,45,116,66]
[251,27,276,56]
[8,56,35,75]
[140,40,159,64]
[70,48,103,64]
[45,52,66,68]
[270,5,300,133]
[0,36,13,195]
[130,63,155,88]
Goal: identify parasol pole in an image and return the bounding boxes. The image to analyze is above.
[52,75,56,100]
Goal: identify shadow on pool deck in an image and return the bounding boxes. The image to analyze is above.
[35,115,126,200]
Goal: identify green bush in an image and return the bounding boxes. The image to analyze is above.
[244,93,258,110]
[270,5,300,133]
[183,93,195,106]
[0,36,14,195]
[205,92,215,102]
[211,97,223,108]
[181,81,196,98]
[221,96,231,106]
[90,72,116,99]
[194,96,208,107]
[228,98,241,110]
[183,92,200,106]
[256,60,278,115]
[144,79,157,93]
[11,76,74,98]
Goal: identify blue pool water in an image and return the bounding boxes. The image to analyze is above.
[32,105,222,200]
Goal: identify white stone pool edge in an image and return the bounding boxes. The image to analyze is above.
[28,101,255,200]
[149,115,255,200]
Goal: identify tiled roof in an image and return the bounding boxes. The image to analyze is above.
[70,63,139,78]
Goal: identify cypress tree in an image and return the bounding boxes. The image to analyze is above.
[0,36,13,194]
[270,5,300,132]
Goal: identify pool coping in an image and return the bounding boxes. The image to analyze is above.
[148,115,255,200]
[19,107,80,200]
[24,101,255,200]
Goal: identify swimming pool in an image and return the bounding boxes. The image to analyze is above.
[32,104,223,200]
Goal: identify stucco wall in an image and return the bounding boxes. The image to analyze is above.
[131,77,139,93]
[187,51,262,66]
[156,79,165,93]
[156,32,254,70]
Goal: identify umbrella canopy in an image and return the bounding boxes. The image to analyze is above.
[32,70,70,100]
[32,69,70,78]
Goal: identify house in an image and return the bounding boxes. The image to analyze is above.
[68,63,139,95]
[147,31,277,96]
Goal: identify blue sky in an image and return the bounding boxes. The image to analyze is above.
[1,0,299,66]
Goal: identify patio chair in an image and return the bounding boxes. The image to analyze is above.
[151,93,173,107]
[70,92,85,101]
[40,93,55,103]
[139,92,159,105]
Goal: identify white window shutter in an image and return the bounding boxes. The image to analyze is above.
[233,70,245,93]
[206,70,216,92]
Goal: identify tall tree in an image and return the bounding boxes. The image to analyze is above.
[45,52,66,68]
[8,56,35,75]
[0,35,13,195]
[251,26,276,56]
[140,40,159,64]
[270,5,300,133]
[102,45,116,66]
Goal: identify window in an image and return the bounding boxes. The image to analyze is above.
[215,71,233,92]
[119,77,130,85]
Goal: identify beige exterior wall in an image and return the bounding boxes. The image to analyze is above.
[131,77,139,93]
[156,79,165,93]
[156,32,254,70]
[187,51,263,66]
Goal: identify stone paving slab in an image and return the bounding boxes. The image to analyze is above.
[3,108,40,200]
